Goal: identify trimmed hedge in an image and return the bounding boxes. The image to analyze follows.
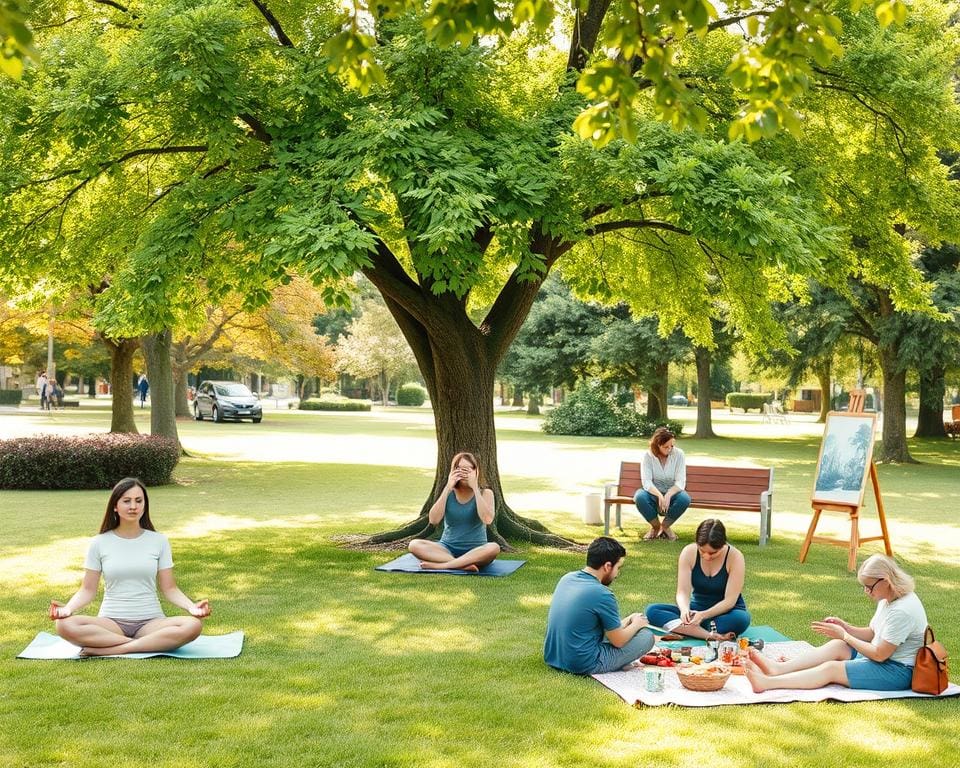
[299,398,372,412]
[0,434,180,489]
[725,392,774,413]
[543,382,683,438]
[396,383,427,407]
[0,389,23,405]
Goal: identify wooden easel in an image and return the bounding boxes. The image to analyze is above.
[799,390,893,571]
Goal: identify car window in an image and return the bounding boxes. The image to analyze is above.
[215,383,252,397]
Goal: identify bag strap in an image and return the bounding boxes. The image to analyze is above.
[925,625,935,645]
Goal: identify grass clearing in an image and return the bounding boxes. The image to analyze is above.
[1,406,958,767]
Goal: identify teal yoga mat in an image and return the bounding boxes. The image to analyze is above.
[656,625,790,648]
[376,553,526,576]
[17,631,245,660]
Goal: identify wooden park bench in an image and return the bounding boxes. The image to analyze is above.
[603,462,774,546]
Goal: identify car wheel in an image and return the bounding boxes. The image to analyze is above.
[252,416,262,423]
[194,404,203,421]
[212,405,222,423]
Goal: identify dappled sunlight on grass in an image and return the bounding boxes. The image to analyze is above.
[3,407,960,767]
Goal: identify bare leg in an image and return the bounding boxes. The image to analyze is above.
[642,522,662,541]
[80,617,202,657]
[745,657,850,693]
[753,638,851,676]
[659,519,678,541]
[411,541,501,572]
[55,616,129,648]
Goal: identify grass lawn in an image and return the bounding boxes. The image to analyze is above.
[1,406,958,768]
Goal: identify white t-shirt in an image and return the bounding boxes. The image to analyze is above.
[869,591,928,666]
[83,530,173,620]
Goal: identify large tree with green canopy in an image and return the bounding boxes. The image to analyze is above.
[1,1,953,544]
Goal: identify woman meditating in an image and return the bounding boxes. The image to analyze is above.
[409,452,501,572]
[49,477,211,656]
[634,427,690,540]
[645,518,749,641]
[745,554,927,692]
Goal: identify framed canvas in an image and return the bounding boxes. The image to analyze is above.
[812,412,878,507]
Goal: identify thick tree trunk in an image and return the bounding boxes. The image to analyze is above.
[511,387,524,407]
[360,239,575,548]
[173,367,191,418]
[646,362,668,421]
[693,346,715,438]
[877,345,915,463]
[914,364,946,438]
[527,393,541,416]
[813,360,831,424]
[102,336,139,434]
[142,329,180,447]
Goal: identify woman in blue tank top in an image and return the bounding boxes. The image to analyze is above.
[644,519,750,640]
[408,452,501,572]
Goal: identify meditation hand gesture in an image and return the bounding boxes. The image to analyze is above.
[189,599,212,618]
[48,600,71,620]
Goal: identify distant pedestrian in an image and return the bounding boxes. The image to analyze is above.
[137,375,149,408]
[36,371,48,410]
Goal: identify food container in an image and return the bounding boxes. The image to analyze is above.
[719,641,738,665]
[676,664,731,692]
[644,666,666,692]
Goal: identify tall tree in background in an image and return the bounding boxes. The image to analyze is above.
[2,2,954,543]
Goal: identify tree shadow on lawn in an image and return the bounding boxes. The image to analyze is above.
[4,526,959,768]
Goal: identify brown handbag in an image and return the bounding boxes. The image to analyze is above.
[911,626,949,695]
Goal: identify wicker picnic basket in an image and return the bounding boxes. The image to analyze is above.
[676,665,731,692]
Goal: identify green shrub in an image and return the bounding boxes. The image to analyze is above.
[0,434,180,489]
[0,389,23,405]
[299,398,372,412]
[396,383,427,407]
[725,392,774,412]
[543,382,682,438]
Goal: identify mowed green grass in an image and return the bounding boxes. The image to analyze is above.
[1,406,958,768]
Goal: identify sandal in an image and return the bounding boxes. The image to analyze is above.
[642,529,661,541]
[660,528,678,541]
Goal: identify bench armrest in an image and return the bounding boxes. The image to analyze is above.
[604,482,619,498]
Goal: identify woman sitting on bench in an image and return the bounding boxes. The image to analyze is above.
[634,427,690,540]
[644,518,749,641]
[745,554,927,692]
[409,452,501,572]
[49,477,211,656]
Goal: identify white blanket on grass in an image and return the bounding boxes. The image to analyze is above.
[592,641,960,708]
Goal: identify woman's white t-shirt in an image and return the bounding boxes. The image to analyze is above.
[869,591,928,666]
[83,530,173,620]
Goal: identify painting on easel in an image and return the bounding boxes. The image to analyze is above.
[812,412,878,507]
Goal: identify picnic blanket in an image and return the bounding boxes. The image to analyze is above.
[592,640,960,707]
[375,553,525,576]
[17,631,245,660]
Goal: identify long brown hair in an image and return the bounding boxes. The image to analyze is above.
[100,477,156,533]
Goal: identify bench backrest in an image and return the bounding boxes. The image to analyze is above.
[617,461,771,509]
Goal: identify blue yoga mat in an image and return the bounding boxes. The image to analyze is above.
[17,631,245,660]
[375,552,526,576]
[656,625,790,648]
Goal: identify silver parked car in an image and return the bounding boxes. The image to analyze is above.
[194,381,262,423]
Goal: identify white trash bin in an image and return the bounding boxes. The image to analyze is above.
[583,493,603,525]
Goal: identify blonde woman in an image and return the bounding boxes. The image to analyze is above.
[408,452,501,572]
[745,554,927,692]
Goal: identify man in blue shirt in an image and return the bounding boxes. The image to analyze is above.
[544,537,654,674]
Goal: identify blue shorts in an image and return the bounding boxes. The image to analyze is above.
[438,542,485,558]
[844,649,913,690]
